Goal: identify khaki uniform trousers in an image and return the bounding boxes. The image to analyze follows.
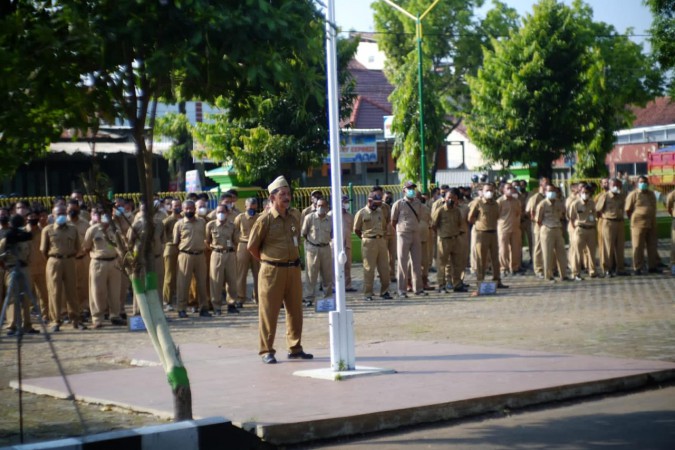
[567,223,577,273]
[236,242,260,303]
[631,226,658,271]
[437,236,462,289]
[209,250,238,309]
[397,232,422,294]
[118,272,130,316]
[498,228,522,273]
[32,268,49,322]
[475,231,500,282]
[597,218,605,269]
[163,250,178,307]
[532,222,544,275]
[305,244,333,301]
[387,235,397,281]
[540,226,567,280]
[470,227,477,273]
[361,237,390,297]
[571,227,597,277]
[89,259,121,325]
[420,237,430,285]
[601,219,625,274]
[177,252,208,312]
[521,218,533,265]
[46,257,80,326]
[75,255,90,311]
[459,232,469,281]
[5,268,33,331]
[257,263,304,356]
[344,245,353,289]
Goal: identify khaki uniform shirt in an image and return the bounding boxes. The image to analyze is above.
[129,214,165,256]
[596,191,625,220]
[162,214,181,257]
[564,195,578,220]
[458,202,470,234]
[69,217,89,243]
[469,198,499,231]
[526,192,545,220]
[27,224,47,275]
[300,205,316,227]
[536,199,565,228]
[381,202,393,237]
[569,198,597,228]
[233,212,259,244]
[341,209,354,249]
[302,212,332,246]
[41,223,80,257]
[173,217,207,252]
[391,198,422,233]
[354,206,387,239]
[497,196,521,233]
[431,204,462,238]
[418,203,431,242]
[248,207,301,263]
[625,190,657,229]
[206,219,239,251]
[83,224,119,259]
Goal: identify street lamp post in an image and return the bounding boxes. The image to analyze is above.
[382,0,440,194]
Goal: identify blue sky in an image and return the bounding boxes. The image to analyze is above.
[335,0,654,46]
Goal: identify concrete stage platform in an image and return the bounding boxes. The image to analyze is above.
[11,341,675,445]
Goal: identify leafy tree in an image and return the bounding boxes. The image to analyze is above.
[154,103,192,188]
[191,35,358,186]
[645,0,675,96]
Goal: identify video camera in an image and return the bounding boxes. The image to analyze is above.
[4,215,32,246]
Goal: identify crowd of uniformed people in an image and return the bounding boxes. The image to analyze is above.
[1,175,674,362]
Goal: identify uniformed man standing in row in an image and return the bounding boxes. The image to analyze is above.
[68,199,90,320]
[469,183,507,288]
[568,183,599,280]
[596,178,627,277]
[248,176,313,364]
[41,205,85,331]
[162,199,182,310]
[526,177,548,278]
[302,197,333,305]
[497,183,522,277]
[206,204,240,315]
[431,189,466,293]
[536,184,568,282]
[340,196,356,292]
[391,181,426,297]
[173,200,210,318]
[354,193,391,301]
[234,197,261,307]
[625,176,658,274]
[26,209,49,322]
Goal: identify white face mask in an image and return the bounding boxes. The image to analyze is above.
[483,191,494,200]
[198,207,207,216]
[216,212,226,221]
[546,191,557,200]
[511,192,519,199]
[580,193,589,201]
[101,215,110,224]
[611,186,620,194]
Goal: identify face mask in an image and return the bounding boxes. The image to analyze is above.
[173,208,182,215]
[384,198,393,206]
[224,203,234,211]
[216,213,226,221]
[28,218,39,226]
[511,192,519,199]
[580,193,589,201]
[101,215,110,224]
[546,191,557,200]
[185,211,195,219]
[638,182,648,191]
[68,210,79,218]
[247,208,256,216]
[370,203,380,210]
[611,186,620,194]
[342,202,349,209]
[198,207,207,216]
[446,199,454,207]
[405,189,415,198]
[117,206,125,214]
[483,191,494,200]
[56,215,67,226]
[124,211,132,219]
[318,207,328,216]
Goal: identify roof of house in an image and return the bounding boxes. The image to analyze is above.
[347,60,394,130]
[630,97,675,127]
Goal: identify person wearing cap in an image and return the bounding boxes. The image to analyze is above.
[248,175,312,364]
[339,195,356,292]
[301,197,333,305]
[206,204,240,314]
[173,200,210,318]
[469,183,508,288]
[354,194,391,301]
[391,181,426,297]
[625,176,658,275]
[234,198,261,306]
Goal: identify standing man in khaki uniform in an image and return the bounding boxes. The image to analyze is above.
[173,200,209,318]
[497,183,522,277]
[565,184,580,273]
[162,199,182,311]
[625,176,658,274]
[469,183,507,288]
[526,178,549,277]
[666,189,675,271]
[595,178,610,267]
[596,178,627,277]
[248,175,312,364]
[41,205,85,331]
[432,189,466,293]
[354,194,391,301]
[340,196,356,292]
[82,210,124,328]
[568,184,599,280]
[381,189,397,282]
[301,198,333,305]
[416,193,433,290]
[67,199,90,321]
[234,198,261,307]
[517,181,533,268]
[26,209,49,323]
[391,181,426,297]
[536,185,568,282]
[206,204,240,315]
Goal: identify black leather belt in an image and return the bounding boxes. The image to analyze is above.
[306,241,329,247]
[93,256,116,261]
[441,235,458,239]
[606,218,623,222]
[363,235,383,239]
[180,250,203,255]
[477,230,496,233]
[578,225,595,229]
[212,248,235,253]
[262,259,301,267]
[49,254,74,259]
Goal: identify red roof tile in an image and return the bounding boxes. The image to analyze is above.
[348,63,394,129]
[630,97,675,127]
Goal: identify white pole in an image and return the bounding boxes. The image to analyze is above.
[325,0,355,371]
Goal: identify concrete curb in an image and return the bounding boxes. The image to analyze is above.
[254,369,675,445]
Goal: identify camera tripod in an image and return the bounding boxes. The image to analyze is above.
[0,250,87,444]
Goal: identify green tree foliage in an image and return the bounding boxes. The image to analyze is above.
[466,0,661,178]
[191,35,358,186]
[646,0,675,96]
[154,105,192,182]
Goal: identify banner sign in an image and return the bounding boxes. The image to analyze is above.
[325,133,378,164]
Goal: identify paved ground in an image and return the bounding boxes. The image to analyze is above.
[0,240,673,446]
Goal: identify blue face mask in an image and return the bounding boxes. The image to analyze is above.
[247,209,256,216]
[55,215,67,226]
[406,189,415,198]
[638,182,648,191]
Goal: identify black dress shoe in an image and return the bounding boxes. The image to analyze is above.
[380,292,393,300]
[496,282,509,289]
[199,309,213,317]
[345,287,358,292]
[227,304,239,314]
[453,286,468,293]
[288,351,314,360]
[262,354,277,364]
